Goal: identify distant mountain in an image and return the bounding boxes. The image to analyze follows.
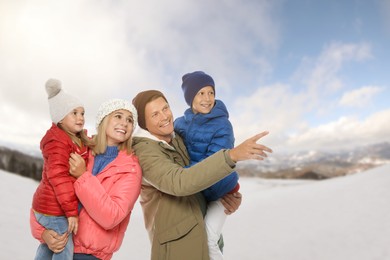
[237,142,390,179]
[1,142,389,181]
[0,146,42,181]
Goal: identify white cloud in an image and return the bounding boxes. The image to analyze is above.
[0,0,388,155]
[339,86,384,108]
[113,0,282,91]
[294,42,372,94]
[0,0,281,148]
[228,41,389,154]
[0,1,143,120]
[285,109,390,151]
[231,83,308,150]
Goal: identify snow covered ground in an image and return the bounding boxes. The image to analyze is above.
[1,164,389,260]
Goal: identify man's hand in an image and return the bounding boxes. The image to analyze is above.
[221,192,242,215]
[229,131,272,162]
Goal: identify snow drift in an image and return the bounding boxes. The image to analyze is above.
[1,164,389,259]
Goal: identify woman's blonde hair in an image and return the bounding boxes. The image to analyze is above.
[91,111,134,156]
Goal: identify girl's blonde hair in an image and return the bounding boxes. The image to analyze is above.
[90,112,134,156]
[58,124,92,148]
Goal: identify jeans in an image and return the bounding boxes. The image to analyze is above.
[34,212,73,260]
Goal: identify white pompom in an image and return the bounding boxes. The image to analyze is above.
[45,78,62,98]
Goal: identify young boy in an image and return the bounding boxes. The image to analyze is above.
[174,71,239,260]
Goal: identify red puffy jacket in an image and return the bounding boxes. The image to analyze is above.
[32,123,88,217]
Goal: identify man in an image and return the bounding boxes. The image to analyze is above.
[132,90,272,260]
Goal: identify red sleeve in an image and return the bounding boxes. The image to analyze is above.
[43,139,78,217]
[228,183,240,194]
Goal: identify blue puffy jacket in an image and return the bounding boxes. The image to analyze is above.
[174,100,239,201]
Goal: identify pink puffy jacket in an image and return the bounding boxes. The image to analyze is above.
[31,150,142,260]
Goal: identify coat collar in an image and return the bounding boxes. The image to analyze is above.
[133,126,176,149]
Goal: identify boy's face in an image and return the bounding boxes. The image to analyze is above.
[192,86,215,114]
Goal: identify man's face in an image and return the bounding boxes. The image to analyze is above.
[144,97,174,143]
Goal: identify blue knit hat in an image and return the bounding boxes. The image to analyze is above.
[181,71,215,106]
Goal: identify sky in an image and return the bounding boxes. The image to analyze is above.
[0,0,389,154]
[2,164,389,259]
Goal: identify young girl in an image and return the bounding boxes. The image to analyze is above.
[32,78,90,260]
[31,98,142,260]
[174,71,240,260]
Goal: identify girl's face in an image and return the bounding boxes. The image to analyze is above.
[144,97,174,143]
[106,109,134,146]
[191,86,215,114]
[59,107,85,134]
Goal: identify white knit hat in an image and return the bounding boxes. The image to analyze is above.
[95,99,138,130]
[45,78,84,124]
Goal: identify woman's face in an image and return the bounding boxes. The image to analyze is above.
[105,109,134,146]
[144,97,174,143]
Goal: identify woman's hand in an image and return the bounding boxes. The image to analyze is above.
[221,192,242,215]
[41,229,68,253]
[69,153,86,178]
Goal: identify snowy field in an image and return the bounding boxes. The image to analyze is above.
[1,164,389,260]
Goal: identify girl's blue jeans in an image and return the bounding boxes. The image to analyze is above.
[34,212,73,260]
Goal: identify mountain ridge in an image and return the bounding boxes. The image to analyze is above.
[1,142,389,181]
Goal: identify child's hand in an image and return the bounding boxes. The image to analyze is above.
[67,216,79,235]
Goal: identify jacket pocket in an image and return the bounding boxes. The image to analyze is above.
[157,215,198,244]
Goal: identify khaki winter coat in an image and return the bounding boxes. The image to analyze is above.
[132,129,236,260]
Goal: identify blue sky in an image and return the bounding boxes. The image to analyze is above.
[0,0,389,154]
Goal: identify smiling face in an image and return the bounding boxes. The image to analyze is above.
[191,86,215,114]
[105,109,134,146]
[58,107,85,134]
[144,97,174,143]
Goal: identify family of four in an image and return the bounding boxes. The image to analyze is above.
[30,72,272,260]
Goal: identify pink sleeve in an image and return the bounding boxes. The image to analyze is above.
[30,209,45,243]
[74,165,142,230]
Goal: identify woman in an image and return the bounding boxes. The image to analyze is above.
[30,99,142,260]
